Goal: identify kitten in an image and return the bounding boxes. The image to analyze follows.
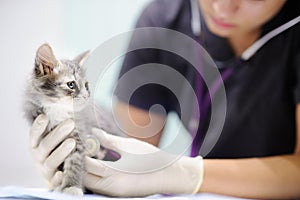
[24,43,120,195]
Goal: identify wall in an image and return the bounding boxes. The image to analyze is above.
[0,0,151,187]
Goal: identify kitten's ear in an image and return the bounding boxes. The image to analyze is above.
[35,43,58,76]
[73,50,91,67]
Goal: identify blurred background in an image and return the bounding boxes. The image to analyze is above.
[0,0,153,187]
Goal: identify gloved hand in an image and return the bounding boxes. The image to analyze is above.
[84,128,204,197]
[29,114,76,189]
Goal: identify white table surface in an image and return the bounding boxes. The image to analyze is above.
[0,186,251,200]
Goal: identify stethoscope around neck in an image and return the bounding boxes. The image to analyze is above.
[189,0,300,66]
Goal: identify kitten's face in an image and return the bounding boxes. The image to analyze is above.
[34,44,90,110]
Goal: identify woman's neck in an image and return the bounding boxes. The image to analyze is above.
[228,30,261,57]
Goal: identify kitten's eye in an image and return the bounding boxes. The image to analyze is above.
[67,81,76,90]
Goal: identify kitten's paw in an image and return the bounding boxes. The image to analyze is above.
[63,186,84,196]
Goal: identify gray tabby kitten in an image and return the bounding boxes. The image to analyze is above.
[24,43,117,195]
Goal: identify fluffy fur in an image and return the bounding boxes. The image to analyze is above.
[24,43,121,195]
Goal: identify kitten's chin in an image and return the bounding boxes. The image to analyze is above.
[73,99,89,111]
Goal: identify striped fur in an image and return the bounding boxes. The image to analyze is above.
[24,44,90,195]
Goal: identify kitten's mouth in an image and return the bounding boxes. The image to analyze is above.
[73,97,89,110]
[74,98,88,104]
[74,95,89,100]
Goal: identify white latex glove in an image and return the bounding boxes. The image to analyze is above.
[84,128,204,197]
[30,114,76,189]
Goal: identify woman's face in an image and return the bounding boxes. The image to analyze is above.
[198,0,287,38]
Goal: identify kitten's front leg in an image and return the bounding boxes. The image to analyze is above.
[56,131,85,196]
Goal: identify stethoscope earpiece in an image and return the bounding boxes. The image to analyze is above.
[190,0,201,36]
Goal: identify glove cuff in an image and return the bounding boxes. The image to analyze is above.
[164,155,204,195]
[191,156,204,194]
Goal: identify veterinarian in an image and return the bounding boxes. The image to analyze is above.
[30,0,300,199]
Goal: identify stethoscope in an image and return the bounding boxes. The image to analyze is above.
[189,0,300,156]
[189,0,300,63]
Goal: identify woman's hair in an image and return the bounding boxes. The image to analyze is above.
[262,0,300,35]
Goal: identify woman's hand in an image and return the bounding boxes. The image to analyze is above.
[84,128,204,197]
[29,114,76,189]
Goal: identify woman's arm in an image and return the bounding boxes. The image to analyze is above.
[115,101,166,146]
[199,104,300,199]
[201,155,300,199]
